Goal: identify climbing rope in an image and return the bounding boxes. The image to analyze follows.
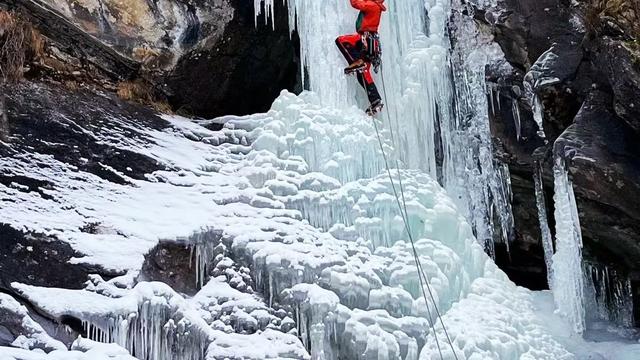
[371,119,445,360]
[370,67,461,360]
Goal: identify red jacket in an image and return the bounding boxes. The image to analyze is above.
[351,0,386,33]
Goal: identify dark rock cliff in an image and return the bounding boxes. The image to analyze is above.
[477,0,640,322]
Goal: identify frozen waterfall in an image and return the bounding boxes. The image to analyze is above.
[256,0,514,255]
[6,93,573,359]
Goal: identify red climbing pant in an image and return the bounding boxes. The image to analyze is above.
[335,33,382,105]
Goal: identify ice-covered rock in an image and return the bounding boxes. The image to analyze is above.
[0,294,66,352]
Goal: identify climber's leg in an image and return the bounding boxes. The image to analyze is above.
[357,64,382,105]
[336,34,366,73]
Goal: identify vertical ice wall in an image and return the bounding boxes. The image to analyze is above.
[255,0,514,254]
[255,0,449,179]
[445,0,514,255]
[255,0,358,108]
[551,157,586,333]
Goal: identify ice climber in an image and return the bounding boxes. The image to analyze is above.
[335,0,386,116]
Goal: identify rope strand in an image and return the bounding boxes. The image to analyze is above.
[371,119,445,359]
[372,68,460,360]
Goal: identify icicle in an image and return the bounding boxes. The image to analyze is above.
[488,83,496,116]
[405,339,418,360]
[551,156,586,333]
[254,0,276,29]
[512,99,522,141]
[496,162,515,247]
[533,95,546,139]
[78,298,207,360]
[533,161,554,288]
[445,6,516,255]
[583,262,635,329]
[310,323,326,360]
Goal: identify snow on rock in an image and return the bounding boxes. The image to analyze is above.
[0,294,66,352]
[0,343,136,360]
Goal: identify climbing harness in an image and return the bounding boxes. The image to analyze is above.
[370,67,461,360]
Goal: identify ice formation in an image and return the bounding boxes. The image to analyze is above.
[533,162,555,288]
[447,0,515,255]
[551,157,586,334]
[523,47,562,140]
[532,95,546,139]
[257,0,515,254]
[583,263,635,330]
[547,155,635,335]
[1,89,574,359]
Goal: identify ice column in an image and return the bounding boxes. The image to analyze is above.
[446,1,514,254]
[533,162,555,287]
[551,157,585,333]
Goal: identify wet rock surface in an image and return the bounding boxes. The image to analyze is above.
[0,82,167,184]
[555,91,640,269]
[0,224,113,293]
[139,242,199,296]
[593,38,640,133]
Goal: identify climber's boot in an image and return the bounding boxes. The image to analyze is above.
[366,99,384,116]
[344,59,367,75]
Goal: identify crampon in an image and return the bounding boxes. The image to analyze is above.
[366,101,384,116]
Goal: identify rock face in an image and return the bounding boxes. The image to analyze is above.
[165,0,301,118]
[4,0,299,117]
[477,0,640,321]
[36,0,233,70]
[554,90,640,269]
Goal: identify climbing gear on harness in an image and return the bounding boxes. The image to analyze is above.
[336,34,383,110]
[362,32,382,73]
